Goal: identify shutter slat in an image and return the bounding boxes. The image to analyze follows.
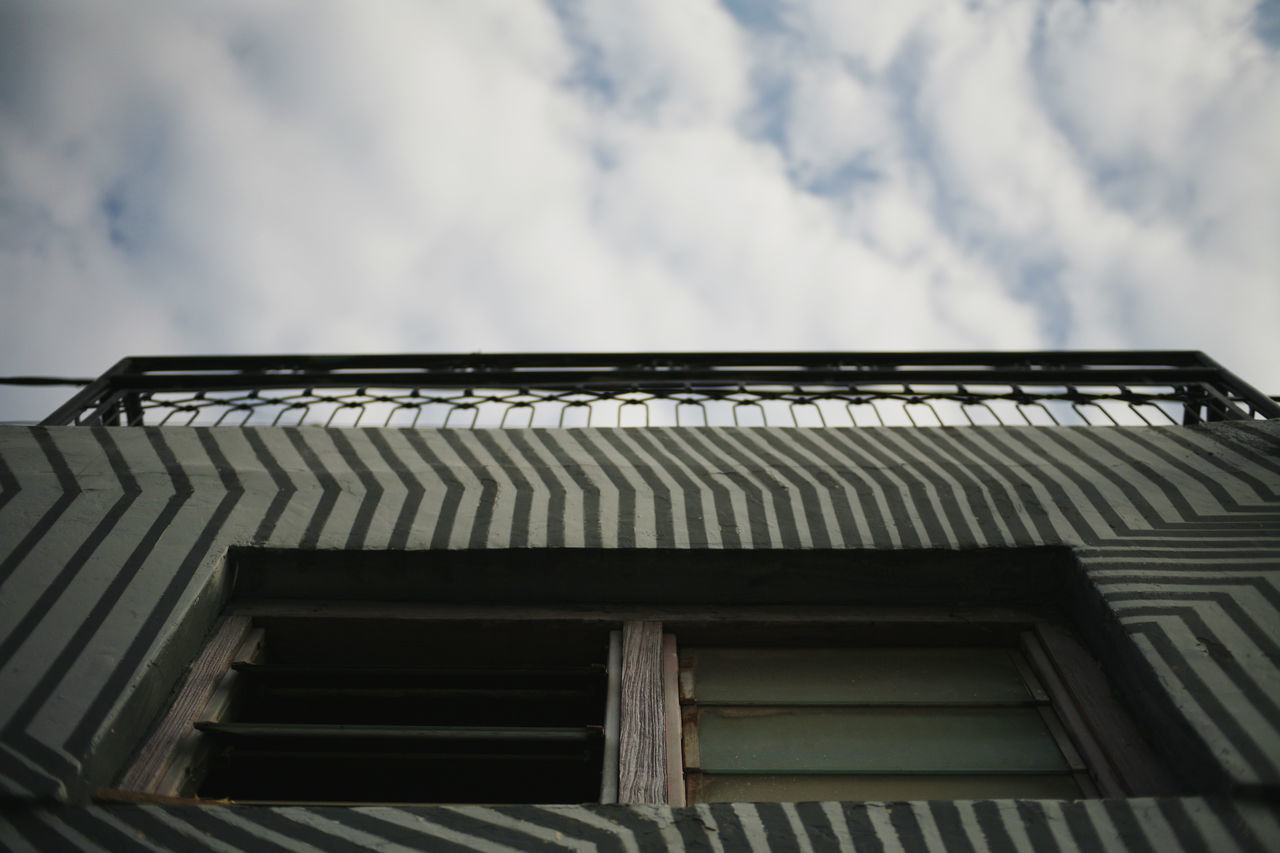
[195,722,602,743]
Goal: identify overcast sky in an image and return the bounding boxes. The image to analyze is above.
[2,0,1278,421]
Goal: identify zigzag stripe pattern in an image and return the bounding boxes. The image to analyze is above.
[0,799,1274,852]
[0,421,1277,844]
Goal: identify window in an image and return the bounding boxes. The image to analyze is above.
[111,605,1170,805]
[115,607,618,804]
[678,644,1093,803]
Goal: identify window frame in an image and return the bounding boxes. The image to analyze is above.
[105,602,1172,806]
[674,639,1095,803]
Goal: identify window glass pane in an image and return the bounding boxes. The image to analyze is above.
[692,773,1085,803]
[685,648,1031,705]
[693,707,1069,773]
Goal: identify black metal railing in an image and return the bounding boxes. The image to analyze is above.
[22,352,1280,429]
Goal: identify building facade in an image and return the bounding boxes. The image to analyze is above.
[1,353,1278,850]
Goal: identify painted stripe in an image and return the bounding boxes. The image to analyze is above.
[603,803,689,852]
[884,802,930,853]
[885,429,1014,547]
[428,806,583,851]
[705,803,756,852]
[340,807,493,852]
[785,429,897,547]
[1160,429,1280,502]
[1011,802,1060,853]
[326,430,385,551]
[968,801,1019,853]
[815,429,933,548]
[175,807,313,853]
[242,429,298,544]
[751,430,861,548]
[629,430,718,549]
[1119,609,1280,773]
[362,429,425,551]
[0,453,19,516]
[1100,800,1159,853]
[661,429,768,548]
[715,430,834,550]
[864,803,908,853]
[0,430,84,589]
[271,808,423,853]
[485,806,631,853]
[729,803,774,853]
[399,429,466,550]
[282,430,341,551]
[1109,429,1278,515]
[499,430,569,548]
[669,802,716,851]
[4,432,179,741]
[1197,425,1280,478]
[467,430,534,550]
[528,430,601,548]
[924,802,976,853]
[11,810,107,853]
[750,802,801,853]
[1127,621,1277,782]
[65,430,242,756]
[1110,592,1280,665]
[864,429,980,548]
[140,806,242,853]
[907,803,954,853]
[242,808,373,852]
[1064,801,1123,853]
[702,429,799,548]
[1230,799,1280,851]
[593,429,682,549]
[0,435,141,676]
[689,804,728,853]
[643,430,735,549]
[1064,429,1238,526]
[564,430,642,549]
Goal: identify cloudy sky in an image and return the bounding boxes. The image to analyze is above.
[2,0,1278,420]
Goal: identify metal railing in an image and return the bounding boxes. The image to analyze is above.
[22,352,1280,429]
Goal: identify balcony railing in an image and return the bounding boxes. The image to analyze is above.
[18,352,1280,429]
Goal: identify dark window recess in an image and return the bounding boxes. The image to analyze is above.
[190,618,610,804]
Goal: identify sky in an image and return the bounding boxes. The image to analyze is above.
[2,0,1278,421]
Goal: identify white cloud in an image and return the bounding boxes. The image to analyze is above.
[566,2,752,125]
[1,0,1277,421]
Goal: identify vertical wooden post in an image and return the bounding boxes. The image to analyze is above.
[618,620,665,803]
[661,633,685,806]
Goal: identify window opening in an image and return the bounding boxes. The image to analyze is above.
[118,610,615,804]
[113,605,1170,805]
[677,644,1096,803]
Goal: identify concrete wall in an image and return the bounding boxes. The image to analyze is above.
[1,421,1278,850]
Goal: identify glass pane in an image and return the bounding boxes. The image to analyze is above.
[685,648,1031,705]
[691,773,1085,803]
[694,707,1068,773]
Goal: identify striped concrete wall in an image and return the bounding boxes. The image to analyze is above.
[3,798,1278,852]
[1,422,1278,849]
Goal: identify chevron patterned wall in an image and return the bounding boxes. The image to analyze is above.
[1,421,1277,850]
[4,799,1277,852]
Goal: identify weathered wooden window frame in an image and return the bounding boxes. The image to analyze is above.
[107,603,1171,805]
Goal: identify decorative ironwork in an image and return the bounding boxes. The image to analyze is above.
[29,352,1280,428]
